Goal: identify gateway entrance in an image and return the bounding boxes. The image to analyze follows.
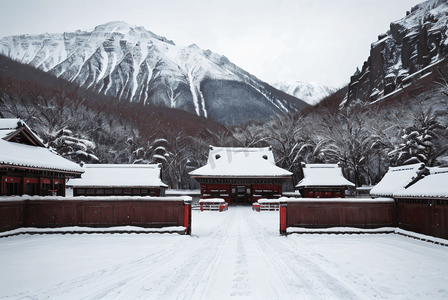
[232,185,250,204]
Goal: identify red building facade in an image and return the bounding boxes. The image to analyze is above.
[190,146,292,204]
[296,164,355,198]
[66,164,168,197]
[0,119,84,196]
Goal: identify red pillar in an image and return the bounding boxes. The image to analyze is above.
[184,200,191,235]
[280,203,287,235]
[22,177,26,196]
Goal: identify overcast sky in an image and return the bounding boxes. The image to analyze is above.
[0,0,424,88]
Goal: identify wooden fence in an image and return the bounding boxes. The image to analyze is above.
[0,196,192,235]
[280,198,396,235]
[397,199,448,240]
[0,200,24,232]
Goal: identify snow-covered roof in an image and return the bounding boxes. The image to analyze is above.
[370,163,424,198]
[296,164,355,188]
[189,146,292,178]
[0,118,44,146]
[67,164,168,188]
[394,167,448,199]
[0,118,24,130]
[0,119,84,174]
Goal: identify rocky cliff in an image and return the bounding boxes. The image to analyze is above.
[343,0,448,107]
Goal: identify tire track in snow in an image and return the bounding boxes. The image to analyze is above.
[246,210,368,300]
[198,207,293,299]
[243,209,310,299]
[230,236,251,297]
[22,237,194,300]
[171,208,237,299]
[78,209,237,300]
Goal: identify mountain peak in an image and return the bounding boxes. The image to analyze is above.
[92,21,175,45]
[0,21,308,125]
[95,20,130,29]
[93,21,135,35]
[271,80,335,105]
[188,43,200,49]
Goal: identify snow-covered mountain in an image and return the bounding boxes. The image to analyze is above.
[271,81,335,105]
[0,21,308,125]
[343,0,448,107]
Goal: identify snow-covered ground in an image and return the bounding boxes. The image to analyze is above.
[1,206,448,299]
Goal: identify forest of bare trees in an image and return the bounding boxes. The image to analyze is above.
[1,54,448,190]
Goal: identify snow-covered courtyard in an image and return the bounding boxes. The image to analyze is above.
[1,206,448,299]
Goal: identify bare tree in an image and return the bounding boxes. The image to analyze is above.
[163,131,193,189]
[230,121,268,147]
[317,104,376,187]
[263,112,316,186]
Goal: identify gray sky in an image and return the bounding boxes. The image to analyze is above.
[0,0,424,88]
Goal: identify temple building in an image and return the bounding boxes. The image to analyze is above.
[296,163,355,198]
[67,164,168,197]
[370,163,426,198]
[0,119,84,196]
[189,146,292,204]
[393,166,448,200]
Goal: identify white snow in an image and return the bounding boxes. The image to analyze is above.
[189,146,292,178]
[0,195,191,202]
[279,197,394,203]
[67,164,168,188]
[97,46,109,81]
[287,226,396,234]
[257,198,282,204]
[165,189,201,196]
[394,166,448,199]
[199,198,226,203]
[271,80,335,105]
[1,207,447,299]
[0,118,24,129]
[0,225,186,237]
[0,120,84,174]
[129,45,141,102]
[296,163,355,188]
[369,89,380,98]
[187,65,203,116]
[371,35,390,47]
[103,51,117,95]
[396,0,448,33]
[370,163,424,198]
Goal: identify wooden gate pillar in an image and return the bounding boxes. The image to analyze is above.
[280,201,287,236]
[184,198,192,235]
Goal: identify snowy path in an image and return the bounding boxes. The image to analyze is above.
[1,206,448,299]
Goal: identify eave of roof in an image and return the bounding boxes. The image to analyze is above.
[190,175,291,178]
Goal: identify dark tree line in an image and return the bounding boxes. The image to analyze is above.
[229,83,448,188]
[1,53,447,190]
[0,54,231,189]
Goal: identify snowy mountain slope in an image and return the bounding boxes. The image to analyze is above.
[271,80,336,105]
[0,21,308,125]
[343,0,448,107]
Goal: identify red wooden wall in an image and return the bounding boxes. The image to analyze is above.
[397,199,448,240]
[0,201,24,232]
[280,200,396,235]
[200,183,283,204]
[0,198,191,235]
[300,187,345,198]
[201,184,231,203]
